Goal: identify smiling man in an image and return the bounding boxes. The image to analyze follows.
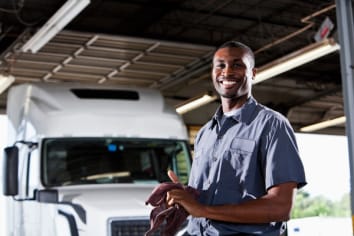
[167,41,307,236]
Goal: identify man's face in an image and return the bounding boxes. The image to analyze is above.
[212,47,255,99]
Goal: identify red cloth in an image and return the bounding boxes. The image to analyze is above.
[145,182,199,236]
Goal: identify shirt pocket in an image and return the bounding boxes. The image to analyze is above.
[222,138,256,182]
[230,137,255,155]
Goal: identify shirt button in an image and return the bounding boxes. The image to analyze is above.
[213,156,217,161]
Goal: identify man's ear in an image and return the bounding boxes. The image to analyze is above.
[252,68,257,80]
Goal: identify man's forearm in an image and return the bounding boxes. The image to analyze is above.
[197,182,297,223]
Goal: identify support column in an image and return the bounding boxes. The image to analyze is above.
[335,0,354,234]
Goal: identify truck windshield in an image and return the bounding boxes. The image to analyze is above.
[42,138,192,187]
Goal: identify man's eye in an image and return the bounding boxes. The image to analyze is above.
[215,64,225,69]
[233,63,245,68]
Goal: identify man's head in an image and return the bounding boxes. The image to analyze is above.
[212,41,256,102]
[216,41,255,68]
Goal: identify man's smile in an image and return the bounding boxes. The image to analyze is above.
[217,77,241,88]
[220,80,237,85]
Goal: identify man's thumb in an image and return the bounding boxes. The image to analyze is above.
[167,170,180,183]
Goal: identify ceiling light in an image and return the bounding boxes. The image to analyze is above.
[0,74,15,94]
[22,0,90,53]
[176,92,217,115]
[300,116,346,132]
[254,38,340,84]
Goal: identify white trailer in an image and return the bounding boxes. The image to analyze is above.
[2,83,192,236]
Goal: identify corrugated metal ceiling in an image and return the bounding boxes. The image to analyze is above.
[0,0,347,135]
[4,30,214,88]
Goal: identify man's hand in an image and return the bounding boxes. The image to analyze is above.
[166,170,203,217]
[167,170,179,183]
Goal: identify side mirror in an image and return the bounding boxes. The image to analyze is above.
[3,146,19,196]
[35,189,58,203]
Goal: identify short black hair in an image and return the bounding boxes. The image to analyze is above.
[215,41,255,68]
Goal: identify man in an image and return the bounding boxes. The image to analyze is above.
[167,41,307,235]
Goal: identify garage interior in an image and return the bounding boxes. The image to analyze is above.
[0,0,350,137]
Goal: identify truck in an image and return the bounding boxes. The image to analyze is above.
[2,82,192,236]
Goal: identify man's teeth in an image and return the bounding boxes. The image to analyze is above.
[222,80,236,85]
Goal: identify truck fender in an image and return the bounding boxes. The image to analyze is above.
[57,210,79,236]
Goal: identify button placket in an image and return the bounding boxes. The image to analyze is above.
[212,138,220,162]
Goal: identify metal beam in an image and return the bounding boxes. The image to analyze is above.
[335,0,354,234]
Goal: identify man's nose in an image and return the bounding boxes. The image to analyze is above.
[221,65,234,76]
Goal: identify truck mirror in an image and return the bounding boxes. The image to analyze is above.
[3,146,19,196]
[35,189,59,203]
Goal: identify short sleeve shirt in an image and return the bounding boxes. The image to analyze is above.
[187,97,306,236]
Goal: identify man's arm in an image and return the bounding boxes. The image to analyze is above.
[166,180,297,224]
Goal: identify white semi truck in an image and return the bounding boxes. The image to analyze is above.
[2,83,192,236]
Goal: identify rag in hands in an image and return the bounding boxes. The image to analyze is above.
[145,182,199,236]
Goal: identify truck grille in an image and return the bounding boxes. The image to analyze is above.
[110,218,159,236]
[109,217,187,236]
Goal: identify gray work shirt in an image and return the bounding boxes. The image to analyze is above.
[187,97,306,236]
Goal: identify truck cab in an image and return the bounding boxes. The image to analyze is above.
[3,83,192,236]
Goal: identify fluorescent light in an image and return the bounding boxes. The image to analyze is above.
[254,38,340,84]
[0,74,15,94]
[176,92,217,114]
[300,116,346,132]
[22,0,90,53]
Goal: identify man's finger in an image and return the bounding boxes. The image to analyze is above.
[168,170,180,183]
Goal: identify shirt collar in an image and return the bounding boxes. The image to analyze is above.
[209,96,258,129]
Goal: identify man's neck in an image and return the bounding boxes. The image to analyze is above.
[221,94,250,112]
